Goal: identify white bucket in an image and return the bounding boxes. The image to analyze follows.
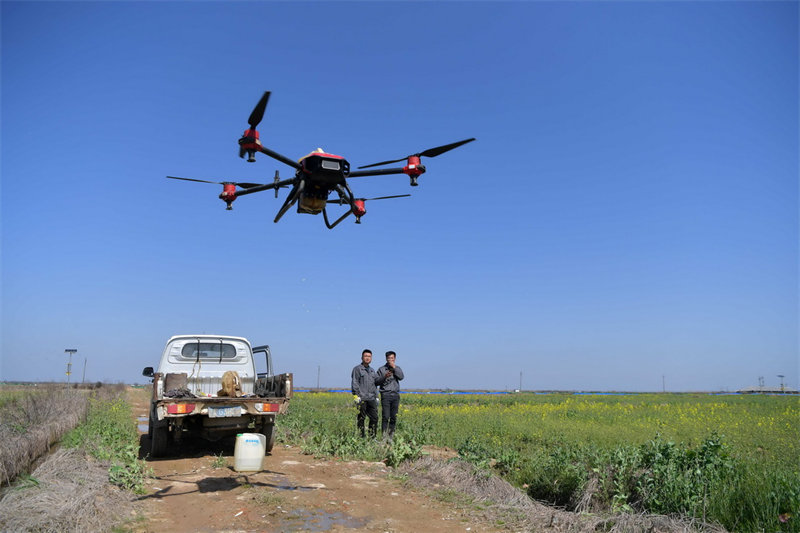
[234,433,266,472]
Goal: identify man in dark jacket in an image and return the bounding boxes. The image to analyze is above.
[376,350,404,439]
[351,349,379,438]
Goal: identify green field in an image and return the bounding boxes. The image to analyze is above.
[280,392,800,532]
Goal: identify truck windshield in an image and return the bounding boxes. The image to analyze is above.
[180,342,237,360]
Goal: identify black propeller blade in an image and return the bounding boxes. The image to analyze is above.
[247,91,271,129]
[364,194,412,201]
[358,138,476,169]
[327,194,411,205]
[167,176,263,189]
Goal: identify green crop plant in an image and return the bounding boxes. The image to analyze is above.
[63,396,151,494]
[284,391,799,531]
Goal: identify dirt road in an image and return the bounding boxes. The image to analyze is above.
[127,388,507,533]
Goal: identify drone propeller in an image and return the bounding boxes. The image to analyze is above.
[166,176,263,189]
[248,91,271,129]
[358,138,476,169]
[326,194,411,205]
[363,194,412,201]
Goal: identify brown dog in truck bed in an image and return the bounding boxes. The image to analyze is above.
[217,370,242,397]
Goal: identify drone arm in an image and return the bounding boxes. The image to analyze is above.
[350,163,426,186]
[233,178,295,197]
[256,146,303,170]
[347,167,407,178]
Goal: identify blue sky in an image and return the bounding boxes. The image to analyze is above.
[2,1,797,391]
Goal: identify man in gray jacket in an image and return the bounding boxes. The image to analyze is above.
[351,349,379,438]
[376,350,404,439]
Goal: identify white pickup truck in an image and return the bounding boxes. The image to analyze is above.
[142,334,293,457]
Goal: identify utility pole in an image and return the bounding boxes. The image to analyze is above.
[317,365,320,390]
[662,375,665,393]
[778,374,785,393]
[82,357,87,384]
[65,349,77,384]
[519,371,522,392]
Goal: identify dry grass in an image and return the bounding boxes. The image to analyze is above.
[0,448,135,533]
[399,456,728,533]
[0,385,89,485]
[0,384,127,486]
[0,384,140,532]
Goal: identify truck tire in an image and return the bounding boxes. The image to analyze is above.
[261,423,275,453]
[149,405,169,457]
[150,425,169,457]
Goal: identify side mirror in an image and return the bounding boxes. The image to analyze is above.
[142,367,154,378]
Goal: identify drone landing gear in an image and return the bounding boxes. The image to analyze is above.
[274,180,304,223]
[323,208,352,229]
[323,184,364,229]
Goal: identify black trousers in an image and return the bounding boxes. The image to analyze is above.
[357,398,378,437]
[381,392,400,437]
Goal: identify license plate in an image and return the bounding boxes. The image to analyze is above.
[208,406,240,418]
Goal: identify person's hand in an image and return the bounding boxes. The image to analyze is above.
[353,395,361,405]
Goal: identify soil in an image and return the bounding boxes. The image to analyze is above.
[126,388,508,533]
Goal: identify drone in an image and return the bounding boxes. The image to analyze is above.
[167,91,475,229]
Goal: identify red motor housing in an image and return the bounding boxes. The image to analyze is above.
[239,128,260,150]
[353,199,366,217]
[238,128,261,161]
[219,183,238,209]
[403,155,426,185]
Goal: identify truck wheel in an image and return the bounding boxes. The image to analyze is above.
[261,424,275,453]
[150,425,169,457]
[148,404,158,439]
